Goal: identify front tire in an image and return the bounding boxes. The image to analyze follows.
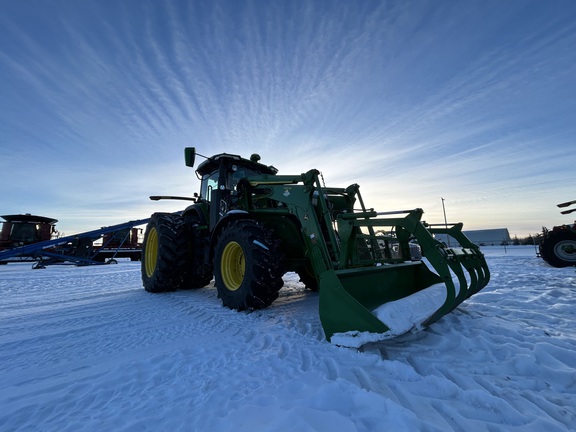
[214,219,284,310]
[539,228,576,268]
[297,264,319,291]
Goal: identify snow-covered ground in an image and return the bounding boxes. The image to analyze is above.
[1,246,574,431]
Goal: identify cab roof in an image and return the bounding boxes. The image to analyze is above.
[1,214,58,224]
[196,152,278,176]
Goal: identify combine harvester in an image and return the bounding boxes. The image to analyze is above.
[0,214,150,268]
[141,148,490,345]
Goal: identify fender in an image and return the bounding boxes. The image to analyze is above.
[182,202,209,226]
[209,210,253,260]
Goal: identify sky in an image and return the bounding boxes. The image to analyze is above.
[1,0,575,238]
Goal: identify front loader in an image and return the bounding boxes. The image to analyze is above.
[141,148,490,344]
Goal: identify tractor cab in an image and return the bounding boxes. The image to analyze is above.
[186,148,278,229]
[193,152,277,198]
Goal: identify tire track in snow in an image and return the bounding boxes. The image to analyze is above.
[1,265,271,379]
[2,254,575,431]
[0,265,347,429]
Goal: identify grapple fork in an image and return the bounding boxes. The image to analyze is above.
[318,208,490,343]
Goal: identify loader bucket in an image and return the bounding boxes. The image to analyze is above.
[319,262,445,343]
[318,236,490,345]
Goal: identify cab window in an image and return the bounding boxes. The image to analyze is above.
[230,168,258,188]
[201,172,219,201]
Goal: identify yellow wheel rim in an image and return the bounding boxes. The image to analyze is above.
[221,241,245,291]
[144,227,158,278]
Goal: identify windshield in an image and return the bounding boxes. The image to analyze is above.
[11,223,39,243]
[200,166,261,201]
[229,167,260,187]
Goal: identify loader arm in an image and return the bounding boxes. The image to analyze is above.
[243,169,339,273]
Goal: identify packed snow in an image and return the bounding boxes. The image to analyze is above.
[331,280,449,348]
[1,246,574,431]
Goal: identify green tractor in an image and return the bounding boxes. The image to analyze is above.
[141,148,490,343]
[539,199,576,268]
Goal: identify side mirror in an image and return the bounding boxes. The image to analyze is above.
[184,147,196,167]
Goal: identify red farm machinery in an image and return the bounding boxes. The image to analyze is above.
[0,214,149,268]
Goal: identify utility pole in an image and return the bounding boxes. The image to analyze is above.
[441,197,451,247]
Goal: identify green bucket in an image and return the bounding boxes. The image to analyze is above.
[319,261,445,342]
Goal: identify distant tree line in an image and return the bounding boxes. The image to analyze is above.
[510,235,541,246]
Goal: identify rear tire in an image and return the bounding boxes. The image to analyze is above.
[214,219,284,310]
[539,229,576,268]
[141,213,190,292]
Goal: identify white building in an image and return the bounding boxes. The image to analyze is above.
[435,228,511,246]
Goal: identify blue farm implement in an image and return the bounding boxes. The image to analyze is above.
[0,215,150,268]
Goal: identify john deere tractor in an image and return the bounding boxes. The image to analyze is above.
[141,148,490,342]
